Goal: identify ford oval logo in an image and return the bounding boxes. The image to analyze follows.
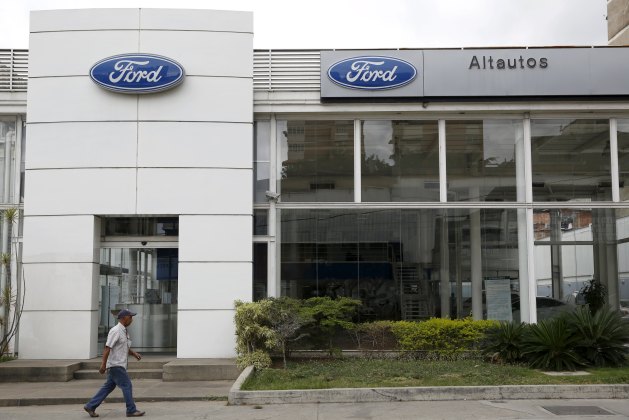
[328,56,417,90]
[90,54,185,94]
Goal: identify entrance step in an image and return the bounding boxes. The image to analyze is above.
[74,369,164,380]
[73,356,171,380]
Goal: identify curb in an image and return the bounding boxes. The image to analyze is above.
[228,366,629,406]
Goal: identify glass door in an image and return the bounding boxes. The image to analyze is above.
[99,247,178,353]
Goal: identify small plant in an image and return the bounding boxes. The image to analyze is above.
[566,306,629,368]
[521,318,582,371]
[0,208,23,358]
[483,321,526,364]
[348,321,394,350]
[580,279,607,315]
[267,297,311,368]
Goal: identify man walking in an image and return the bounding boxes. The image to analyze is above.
[84,309,145,417]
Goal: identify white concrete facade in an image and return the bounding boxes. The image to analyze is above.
[20,8,253,358]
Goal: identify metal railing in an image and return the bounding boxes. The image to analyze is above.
[0,49,28,92]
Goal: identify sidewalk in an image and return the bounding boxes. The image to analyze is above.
[0,379,233,407]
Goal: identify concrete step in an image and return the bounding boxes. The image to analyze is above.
[74,369,164,380]
[79,360,168,370]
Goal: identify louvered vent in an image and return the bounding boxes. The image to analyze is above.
[254,50,320,91]
[0,49,28,92]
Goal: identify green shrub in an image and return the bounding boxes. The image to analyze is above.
[348,321,394,350]
[566,306,629,368]
[482,321,526,364]
[390,318,498,357]
[236,350,272,370]
[234,300,277,353]
[300,297,362,354]
[521,318,582,371]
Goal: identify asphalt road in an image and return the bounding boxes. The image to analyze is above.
[1,399,629,420]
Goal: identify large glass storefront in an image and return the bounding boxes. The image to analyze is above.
[253,117,629,323]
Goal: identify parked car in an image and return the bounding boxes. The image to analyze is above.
[461,294,571,322]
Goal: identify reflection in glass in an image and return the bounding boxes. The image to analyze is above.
[361,120,439,201]
[102,217,178,236]
[254,121,270,203]
[280,209,519,321]
[253,243,268,301]
[278,120,354,202]
[99,248,178,353]
[531,119,611,201]
[445,120,521,202]
[0,120,16,199]
[253,209,268,236]
[533,208,623,320]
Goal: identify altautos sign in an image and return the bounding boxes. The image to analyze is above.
[90,54,185,94]
[327,56,417,90]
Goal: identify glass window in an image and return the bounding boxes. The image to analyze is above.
[446,120,521,202]
[280,208,518,321]
[254,121,270,203]
[253,243,268,301]
[253,209,268,236]
[531,119,611,201]
[532,208,621,321]
[616,120,629,201]
[0,120,16,201]
[102,217,179,237]
[361,120,439,202]
[278,120,354,202]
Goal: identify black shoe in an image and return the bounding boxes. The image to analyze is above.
[83,406,99,417]
[127,411,145,417]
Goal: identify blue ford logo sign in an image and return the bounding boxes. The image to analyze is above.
[327,56,417,90]
[90,54,185,94]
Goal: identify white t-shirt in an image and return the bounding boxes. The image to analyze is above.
[105,322,131,370]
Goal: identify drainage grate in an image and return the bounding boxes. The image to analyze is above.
[542,406,614,416]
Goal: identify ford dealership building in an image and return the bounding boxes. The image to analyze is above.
[1,8,629,359]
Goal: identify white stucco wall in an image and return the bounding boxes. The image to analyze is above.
[20,8,253,358]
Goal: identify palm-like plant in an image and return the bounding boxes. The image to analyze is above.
[521,318,583,371]
[483,321,526,364]
[566,306,629,367]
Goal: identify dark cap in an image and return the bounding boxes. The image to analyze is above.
[117,309,137,319]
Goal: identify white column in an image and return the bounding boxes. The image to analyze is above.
[470,209,483,320]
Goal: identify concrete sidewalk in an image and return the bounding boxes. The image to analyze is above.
[0,379,232,407]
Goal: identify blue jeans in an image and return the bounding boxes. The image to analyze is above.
[85,366,137,414]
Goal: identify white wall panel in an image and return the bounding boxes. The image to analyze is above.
[27,77,138,123]
[177,310,237,358]
[29,31,140,77]
[25,168,136,215]
[136,168,252,214]
[18,311,98,359]
[26,122,137,169]
[31,9,139,32]
[137,77,252,123]
[140,9,252,33]
[137,122,252,168]
[178,263,251,310]
[22,263,99,311]
[139,31,252,78]
[22,216,98,263]
[179,215,252,262]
